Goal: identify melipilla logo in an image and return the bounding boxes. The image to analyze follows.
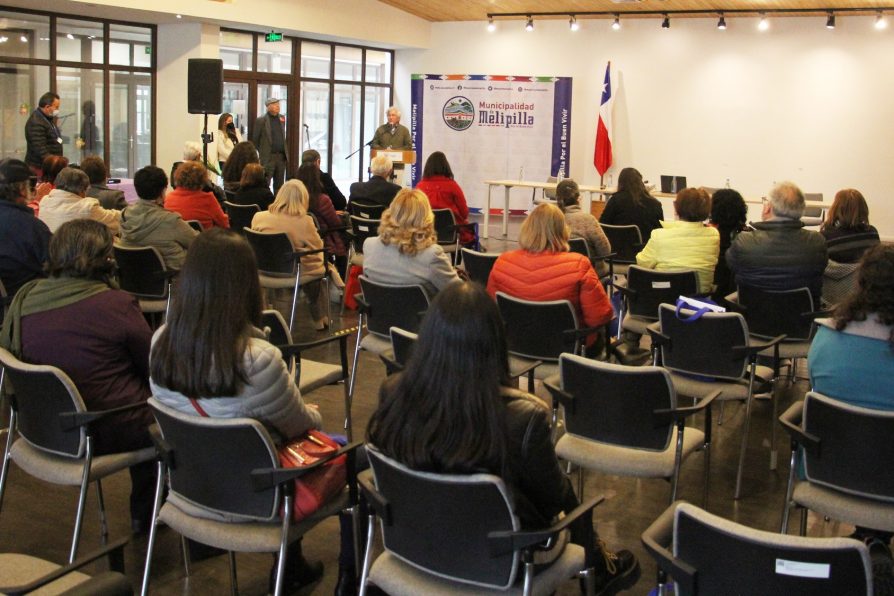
[442,96,474,131]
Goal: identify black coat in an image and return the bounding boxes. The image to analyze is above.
[25,110,63,168]
[349,176,401,208]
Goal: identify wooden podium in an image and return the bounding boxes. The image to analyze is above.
[370,148,416,166]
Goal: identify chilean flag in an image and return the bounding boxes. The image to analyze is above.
[594,62,613,176]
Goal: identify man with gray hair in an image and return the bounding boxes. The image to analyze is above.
[371,106,411,150]
[726,181,827,300]
[251,97,288,193]
[38,166,121,234]
[349,153,401,208]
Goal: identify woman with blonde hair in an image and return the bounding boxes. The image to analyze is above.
[487,203,613,349]
[361,187,459,297]
[250,179,329,329]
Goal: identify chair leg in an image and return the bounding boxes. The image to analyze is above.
[522,560,535,596]
[140,460,166,596]
[95,479,108,545]
[0,408,16,514]
[346,317,365,437]
[781,448,798,534]
[734,371,758,500]
[717,401,726,426]
[702,439,711,508]
[358,513,377,596]
[799,507,808,536]
[577,466,585,500]
[70,437,94,563]
[273,495,292,596]
[670,425,685,503]
[341,261,353,316]
[579,567,595,596]
[289,277,301,331]
[228,551,238,596]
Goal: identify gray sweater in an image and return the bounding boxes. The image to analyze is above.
[564,204,612,276]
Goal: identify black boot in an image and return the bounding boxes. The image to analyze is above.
[269,539,324,594]
[589,540,640,596]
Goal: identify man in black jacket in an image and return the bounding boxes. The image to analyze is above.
[349,154,401,208]
[251,97,288,194]
[726,181,828,301]
[24,92,63,176]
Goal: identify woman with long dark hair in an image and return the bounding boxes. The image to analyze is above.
[221,140,260,193]
[216,112,241,164]
[415,151,476,246]
[149,228,328,590]
[709,188,750,300]
[296,163,347,277]
[599,167,664,242]
[368,282,639,594]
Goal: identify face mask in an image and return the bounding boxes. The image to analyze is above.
[227,122,235,130]
[51,109,60,117]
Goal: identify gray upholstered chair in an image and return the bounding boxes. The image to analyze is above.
[358,446,600,596]
[113,243,176,325]
[643,501,872,595]
[616,266,699,338]
[141,398,361,596]
[779,392,894,537]
[599,224,643,278]
[649,303,782,499]
[0,348,155,563]
[546,354,717,505]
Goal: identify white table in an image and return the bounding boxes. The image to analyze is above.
[481,180,617,239]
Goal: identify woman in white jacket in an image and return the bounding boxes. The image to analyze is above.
[149,227,326,591]
[215,112,242,165]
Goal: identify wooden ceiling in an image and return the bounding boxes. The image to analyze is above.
[378,0,892,21]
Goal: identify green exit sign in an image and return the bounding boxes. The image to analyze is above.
[265,31,283,42]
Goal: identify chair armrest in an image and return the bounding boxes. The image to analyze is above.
[778,400,820,455]
[278,331,350,359]
[509,359,542,381]
[0,535,130,594]
[592,252,617,262]
[358,468,392,525]
[562,324,605,341]
[731,334,786,358]
[149,423,175,468]
[488,495,604,556]
[641,501,697,595]
[291,247,327,259]
[354,294,369,314]
[59,400,149,431]
[647,327,671,348]
[379,354,403,375]
[613,282,635,300]
[250,441,364,491]
[654,389,722,425]
[544,382,574,411]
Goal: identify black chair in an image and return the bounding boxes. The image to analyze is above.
[113,243,176,326]
[616,266,699,339]
[779,392,894,537]
[546,354,716,505]
[349,277,430,437]
[223,201,260,234]
[378,326,418,376]
[141,398,361,596]
[348,200,386,221]
[0,536,131,595]
[186,219,203,232]
[244,228,328,331]
[568,236,590,259]
[343,215,381,314]
[0,278,8,323]
[0,348,154,564]
[650,303,782,499]
[358,446,600,596]
[600,224,643,278]
[642,501,872,596]
[432,208,476,265]
[460,248,499,287]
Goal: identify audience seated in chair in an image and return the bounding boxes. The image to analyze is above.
[367,282,640,594]
[221,140,261,194]
[635,187,719,295]
[709,188,751,302]
[487,203,612,355]
[361,188,460,298]
[27,154,68,216]
[599,167,664,243]
[302,149,347,211]
[820,188,880,264]
[232,162,274,211]
[415,151,477,247]
[297,163,348,278]
[119,165,197,271]
[0,219,155,533]
[165,161,229,230]
[348,154,400,209]
[148,228,356,593]
[557,179,611,277]
[38,167,121,234]
[0,158,51,297]
[81,155,126,210]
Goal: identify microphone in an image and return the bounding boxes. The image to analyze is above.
[303,123,309,129]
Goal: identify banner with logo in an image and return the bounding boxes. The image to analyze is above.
[410,74,572,214]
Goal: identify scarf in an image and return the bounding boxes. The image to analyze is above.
[0,277,110,357]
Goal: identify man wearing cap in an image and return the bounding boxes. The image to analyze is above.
[252,97,288,194]
[301,149,346,211]
[0,158,51,296]
[24,92,64,177]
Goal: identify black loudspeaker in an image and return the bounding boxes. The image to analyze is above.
[187,58,223,114]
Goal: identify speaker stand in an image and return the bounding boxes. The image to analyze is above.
[200,112,213,172]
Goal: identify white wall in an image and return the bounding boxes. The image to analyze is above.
[396,16,894,238]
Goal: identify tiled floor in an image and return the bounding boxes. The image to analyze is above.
[0,213,850,595]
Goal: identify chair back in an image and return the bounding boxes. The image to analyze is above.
[0,348,87,458]
[244,228,295,276]
[802,391,894,503]
[224,201,260,234]
[737,285,815,341]
[113,244,169,300]
[560,353,675,450]
[348,216,380,254]
[670,502,871,595]
[432,208,457,245]
[349,200,386,220]
[460,249,499,287]
[148,397,282,522]
[261,309,291,346]
[657,304,750,380]
[568,237,591,259]
[626,266,699,321]
[495,292,580,361]
[601,224,643,263]
[366,446,521,590]
[359,276,430,338]
[389,327,418,369]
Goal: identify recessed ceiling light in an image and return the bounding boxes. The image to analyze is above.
[612,15,621,30]
[569,15,579,31]
[718,14,727,29]
[876,12,888,29]
[758,14,769,31]
[487,17,496,32]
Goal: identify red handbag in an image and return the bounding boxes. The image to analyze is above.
[188,399,346,522]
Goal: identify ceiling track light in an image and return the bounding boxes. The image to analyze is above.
[661,14,670,28]
[569,15,579,31]
[876,12,888,29]
[612,15,621,30]
[758,13,769,31]
[487,17,496,32]
[525,16,534,31]
[826,12,836,28]
[717,14,727,29]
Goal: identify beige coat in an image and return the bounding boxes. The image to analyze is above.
[250,210,325,279]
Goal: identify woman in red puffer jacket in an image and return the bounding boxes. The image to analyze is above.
[415,151,476,246]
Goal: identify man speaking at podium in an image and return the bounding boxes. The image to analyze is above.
[371,106,411,150]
